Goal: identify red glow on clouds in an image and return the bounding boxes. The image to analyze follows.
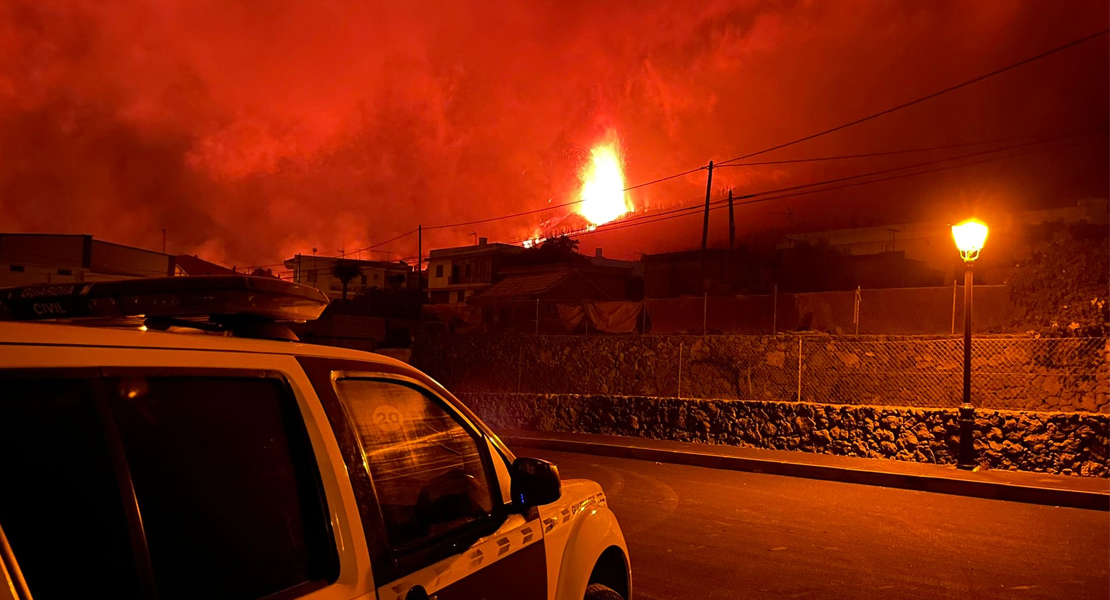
[0,1,1106,268]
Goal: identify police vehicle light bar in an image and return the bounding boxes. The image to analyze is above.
[0,276,330,324]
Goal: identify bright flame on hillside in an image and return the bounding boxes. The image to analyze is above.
[577,140,632,225]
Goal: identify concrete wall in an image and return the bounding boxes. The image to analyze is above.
[462,392,1110,477]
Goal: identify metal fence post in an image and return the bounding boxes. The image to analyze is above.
[853,286,861,335]
[678,341,684,398]
[772,284,778,334]
[703,292,708,335]
[951,279,957,335]
[797,336,803,402]
[516,345,523,394]
[535,299,540,335]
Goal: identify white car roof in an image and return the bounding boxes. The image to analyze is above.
[0,320,408,368]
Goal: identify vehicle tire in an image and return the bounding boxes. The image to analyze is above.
[584,583,625,600]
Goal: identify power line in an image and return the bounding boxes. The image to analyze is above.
[262,128,1101,269]
[715,128,1104,167]
[482,131,1098,248]
[416,128,1095,235]
[247,31,1108,268]
[425,201,580,231]
[623,165,708,191]
[422,166,711,232]
[563,132,1103,239]
[730,135,1103,210]
[576,131,1094,235]
[247,227,420,270]
[377,25,1109,239]
[341,227,420,257]
[716,28,1109,166]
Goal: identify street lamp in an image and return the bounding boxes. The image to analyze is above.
[952,219,988,469]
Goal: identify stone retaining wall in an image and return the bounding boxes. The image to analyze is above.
[462,392,1110,478]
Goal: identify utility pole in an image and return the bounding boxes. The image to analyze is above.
[699,161,714,290]
[417,225,423,292]
[727,189,735,251]
[161,228,166,254]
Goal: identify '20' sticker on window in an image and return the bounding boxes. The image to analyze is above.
[372,405,404,432]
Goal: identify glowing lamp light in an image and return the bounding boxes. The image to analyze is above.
[952,219,989,262]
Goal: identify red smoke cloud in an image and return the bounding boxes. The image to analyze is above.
[1,0,1106,268]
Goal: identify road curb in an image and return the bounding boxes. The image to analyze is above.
[505,435,1110,511]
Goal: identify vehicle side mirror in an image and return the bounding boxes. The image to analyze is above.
[511,457,561,509]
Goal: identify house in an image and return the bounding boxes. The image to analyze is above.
[642,248,764,298]
[283,254,411,301]
[0,233,175,287]
[497,248,642,300]
[468,268,610,332]
[425,238,524,304]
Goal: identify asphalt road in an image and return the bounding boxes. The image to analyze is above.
[527,449,1110,600]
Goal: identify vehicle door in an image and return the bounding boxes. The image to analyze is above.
[0,346,373,600]
[298,357,548,600]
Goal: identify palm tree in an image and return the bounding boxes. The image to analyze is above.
[332,259,363,303]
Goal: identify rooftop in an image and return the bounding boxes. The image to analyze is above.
[175,254,238,276]
[471,268,607,303]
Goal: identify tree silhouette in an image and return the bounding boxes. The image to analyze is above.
[332,259,363,302]
[514,235,586,266]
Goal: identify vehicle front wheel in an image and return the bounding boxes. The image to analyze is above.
[585,583,625,600]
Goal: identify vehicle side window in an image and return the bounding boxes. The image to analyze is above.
[0,372,338,600]
[334,379,494,549]
[111,375,337,600]
[0,377,143,599]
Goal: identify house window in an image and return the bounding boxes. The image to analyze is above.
[360,274,367,285]
[10,265,24,272]
[435,265,444,278]
[57,269,72,276]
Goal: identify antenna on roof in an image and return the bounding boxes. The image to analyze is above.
[771,207,795,228]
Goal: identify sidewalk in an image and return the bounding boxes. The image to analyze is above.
[500,429,1110,511]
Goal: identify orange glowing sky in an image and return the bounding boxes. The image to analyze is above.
[1,1,1106,268]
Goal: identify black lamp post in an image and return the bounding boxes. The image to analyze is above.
[952,219,988,470]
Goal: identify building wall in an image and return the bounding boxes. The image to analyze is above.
[89,240,173,277]
[0,234,172,287]
[287,255,409,300]
[425,249,506,304]
[427,258,452,290]
[0,234,85,268]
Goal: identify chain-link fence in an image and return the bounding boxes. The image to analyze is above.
[412,334,1110,413]
[419,284,1020,336]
